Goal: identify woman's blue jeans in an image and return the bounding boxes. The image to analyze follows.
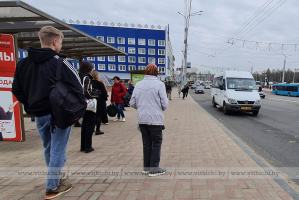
[35,114,72,190]
[116,103,125,119]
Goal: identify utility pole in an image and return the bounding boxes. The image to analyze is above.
[178,0,202,86]
[293,68,298,83]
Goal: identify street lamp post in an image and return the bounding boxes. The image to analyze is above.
[280,52,290,83]
[178,1,202,86]
[293,68,299,83]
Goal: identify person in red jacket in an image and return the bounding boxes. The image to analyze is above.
[111,76,127,122]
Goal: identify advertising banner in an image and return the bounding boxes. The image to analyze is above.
[132,74,145,86]
[0,34,22,141]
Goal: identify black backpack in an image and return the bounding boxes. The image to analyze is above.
[49,58,87,129]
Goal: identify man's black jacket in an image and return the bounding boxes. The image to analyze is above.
[12,47,83,117]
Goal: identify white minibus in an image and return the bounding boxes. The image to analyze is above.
[211,71,261,115]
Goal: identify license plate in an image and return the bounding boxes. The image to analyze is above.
[241,107,252,110]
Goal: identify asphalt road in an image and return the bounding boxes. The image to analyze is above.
[190,88,299,184]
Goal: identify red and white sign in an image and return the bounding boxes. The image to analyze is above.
[0,34,22,141]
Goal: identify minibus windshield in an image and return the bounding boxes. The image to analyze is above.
[227,78,256,90]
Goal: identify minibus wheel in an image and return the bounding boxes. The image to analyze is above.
[252,111,259,116]
[222,102,229,115]
[212,97,216,107]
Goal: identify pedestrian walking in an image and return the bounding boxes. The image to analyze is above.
[111,76,127,122]
[79,62,100,153]
[166,82,172,100]
[177,83,181,98]
[12,26,82,199]
[129,63,169,177]
[185,84,189,97]
[91,71,108,135]
[182,85,187,100]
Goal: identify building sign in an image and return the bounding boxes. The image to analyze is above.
[187,62,191,68]
[132,74,145,86]
[0,34,22,141]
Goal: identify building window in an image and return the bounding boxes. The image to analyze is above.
[98,64,105,70]
[138,57,146,63]
[148,57,155,64]
[108,56,115,62]
[158,58,165,64]
[158,40,165,46]
[128,56,136,63]
[128,47,136,54]
[92,63,95,70]
[158,67,165,73]
[128,65,136,71]
[138,39,146,45]
[139,66,146,70]
[148,49,155,55]
[87,57,95,61]
[128,38,135,45]
[148,39,155,46]
[107,37,115,43]
[158,49,165,55]
[138,48,146,54]
[117,37,125,44]
[119,65,126,71]
[108,64,116,71]
[97,56,105,61]
[118,56,126,62]
[23,51,28,58]
[97,36,104,42]
[118,46,125,52]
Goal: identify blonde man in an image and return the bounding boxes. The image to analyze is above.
[12,26,82,199]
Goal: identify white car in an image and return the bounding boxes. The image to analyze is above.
[204,84,210,89]
[195,86,205,94]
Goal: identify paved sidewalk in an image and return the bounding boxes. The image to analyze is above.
[0,91,297,199]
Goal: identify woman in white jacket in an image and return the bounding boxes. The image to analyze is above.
[129,64,168,177]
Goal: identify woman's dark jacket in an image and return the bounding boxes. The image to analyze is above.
[92,80,108,117]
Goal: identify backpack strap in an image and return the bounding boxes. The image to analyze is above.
[56,58,64,81]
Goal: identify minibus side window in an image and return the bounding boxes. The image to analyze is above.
[223,79,226,90]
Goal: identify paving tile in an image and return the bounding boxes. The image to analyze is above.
[0,91,296,199]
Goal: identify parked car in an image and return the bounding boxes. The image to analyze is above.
[195,86,204,94]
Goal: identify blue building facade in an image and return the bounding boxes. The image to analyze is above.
[70,24,170,80]
[17,24,174,81]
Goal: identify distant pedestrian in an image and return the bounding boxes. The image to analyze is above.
[177,84,181,98]
[79,62,101,153]
[12,26,82,199]
[182,85,187,100]
[111,76,127,122]
[185,84,189,97]
[91,71,107,135]
[130,63,169,177]
[165,82,172,100]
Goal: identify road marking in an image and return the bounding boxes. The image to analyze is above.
[266,97,299,104]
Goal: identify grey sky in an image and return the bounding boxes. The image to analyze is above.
[11,0,299,73]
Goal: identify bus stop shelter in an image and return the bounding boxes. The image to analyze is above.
[0,0,126,141]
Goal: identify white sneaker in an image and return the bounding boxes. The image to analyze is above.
[122,118,126,122]
[113,118,120,122]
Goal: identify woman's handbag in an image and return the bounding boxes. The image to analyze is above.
[107,103,117,117]
[86,98,97,113]
[83,76,97,113]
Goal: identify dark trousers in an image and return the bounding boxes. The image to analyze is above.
[81,111,96,150]
[0,132,3,141]
[139,124,163,170]
[96,115,102,131]
[102,114,108,123]
[183,92,187,99]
